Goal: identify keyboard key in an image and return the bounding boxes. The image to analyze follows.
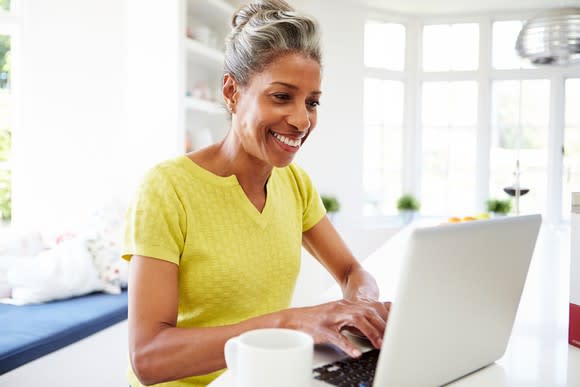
[312,349,379,386]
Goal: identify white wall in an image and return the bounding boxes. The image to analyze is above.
[126,0,185,181]
[12,0,128,230]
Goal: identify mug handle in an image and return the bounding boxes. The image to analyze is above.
[224,336,239,377]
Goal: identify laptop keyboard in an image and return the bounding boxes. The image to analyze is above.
[312,349,379,387]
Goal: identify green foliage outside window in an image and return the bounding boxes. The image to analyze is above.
[0,129,10,222]
[0,168,10,221]
[0,0,11,12]
[0,35,10,89]
[0,129,10,161]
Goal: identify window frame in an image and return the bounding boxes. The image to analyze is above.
[362,10,580,225]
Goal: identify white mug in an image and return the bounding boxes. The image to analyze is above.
[224,328,314,387]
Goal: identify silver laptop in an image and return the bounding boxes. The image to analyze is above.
[312,214,542,387]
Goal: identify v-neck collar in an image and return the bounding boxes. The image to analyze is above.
[234,172,275,229]
[181,156,275,229]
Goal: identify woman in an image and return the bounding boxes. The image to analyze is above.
[122,1,390,386]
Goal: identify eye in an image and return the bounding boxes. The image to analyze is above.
[273,93,291,101]
[307,100,320,109]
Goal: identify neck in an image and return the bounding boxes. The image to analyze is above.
[213,130,272,192]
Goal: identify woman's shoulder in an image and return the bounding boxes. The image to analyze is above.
[278,162,313,184]
[142,156,191,183]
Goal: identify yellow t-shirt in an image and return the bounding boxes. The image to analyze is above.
[122,155,326,387]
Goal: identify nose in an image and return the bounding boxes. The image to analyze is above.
[287,103,311,132]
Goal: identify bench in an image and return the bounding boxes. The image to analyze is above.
[0,290,128,375]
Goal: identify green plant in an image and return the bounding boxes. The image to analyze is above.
[486,198,511,214]
[321,195,340,213]
[397,194,420,212]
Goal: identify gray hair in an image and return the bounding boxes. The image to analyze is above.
[224,0,322,85]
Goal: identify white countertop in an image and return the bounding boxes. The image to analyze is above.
[210,223,580,386]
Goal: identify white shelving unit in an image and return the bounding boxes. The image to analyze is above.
[126,0,237,162]
[185,38,224,65]
[184,0,236,151]
[185,96,226,114]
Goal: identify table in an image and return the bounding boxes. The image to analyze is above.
[209,223,580,386]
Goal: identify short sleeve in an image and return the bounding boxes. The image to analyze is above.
[122,165,186,265]
[288,164,326,232]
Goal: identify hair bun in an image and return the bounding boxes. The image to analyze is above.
[231,0,294,29]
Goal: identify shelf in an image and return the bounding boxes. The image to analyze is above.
[187,0,235,29]
[185,97,226,114]
[207,0,235,16]
[185,38,224,66]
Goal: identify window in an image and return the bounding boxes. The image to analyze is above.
[563,79,580,218]
[362,15,580,223]
[363,79,404,215]
[492,20,533,69]
[362,21,406,216]
[0,0,14,223]
[364,21,405,71]
[423,23,479,72]
[421,81,478,215]
[490,80,550,215]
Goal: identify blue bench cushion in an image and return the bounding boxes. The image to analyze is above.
[0,290,128,374]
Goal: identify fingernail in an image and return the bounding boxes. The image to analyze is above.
[353,349,362,357]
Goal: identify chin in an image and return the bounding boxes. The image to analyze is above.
[269,155,296,168]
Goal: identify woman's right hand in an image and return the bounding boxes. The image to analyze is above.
[280,299,391,357]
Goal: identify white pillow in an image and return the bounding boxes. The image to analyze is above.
[2,237,109,305]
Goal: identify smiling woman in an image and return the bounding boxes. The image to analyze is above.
[122,1,390,386]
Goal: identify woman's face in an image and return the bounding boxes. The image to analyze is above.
[227,52,322,168]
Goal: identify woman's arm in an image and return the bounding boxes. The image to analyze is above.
[128,255,285,385]
[302,215,380,301]
[130,245,389,385]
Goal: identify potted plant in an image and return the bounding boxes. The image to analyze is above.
[321,195,340,221]
[397,194,420,224]
[486,198,512,216]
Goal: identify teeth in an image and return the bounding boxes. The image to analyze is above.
[272,131,301,147]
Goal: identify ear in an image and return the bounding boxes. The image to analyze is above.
[222,73,239,114]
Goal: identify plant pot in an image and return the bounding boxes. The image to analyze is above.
[400,210,416,224]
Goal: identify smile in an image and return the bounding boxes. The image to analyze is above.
[269,130,302,148]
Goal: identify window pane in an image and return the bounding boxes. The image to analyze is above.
[423,24,478,72]
[490,80,549,215]
[363,78,404,215]
[364,21,405,71]
[423,25,451,72]
[492,20,533,69]
[421,81,478,216]
[563,78,580,219]
[451,24,479,71]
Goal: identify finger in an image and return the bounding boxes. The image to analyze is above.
[364,307,388,340]
[375,302,391,322]
[342,315,383,349]
[355,301,389,333]
[325,330,362,358]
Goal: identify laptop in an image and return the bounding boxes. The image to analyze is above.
[311,214,542,387]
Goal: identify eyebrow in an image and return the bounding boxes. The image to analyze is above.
[270,81,322,95]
